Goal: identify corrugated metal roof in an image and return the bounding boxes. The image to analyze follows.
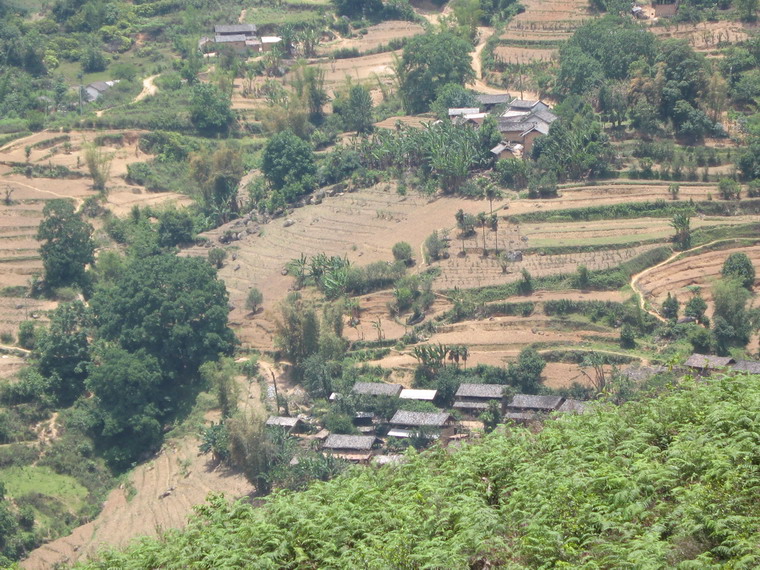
[399,389,437,401]
[215,34,248,43]
[265,416,301,427]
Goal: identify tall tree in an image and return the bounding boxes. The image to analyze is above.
[397,32,474,114]
[721,252,755,290]
[36,199,94,289]
[90,254,236,386]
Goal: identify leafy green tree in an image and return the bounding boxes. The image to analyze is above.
[36,301,91,406]
[506,347,545,392]
[619,323,636,349]
[246,288,264,313]
[157,208,195,248]
[340,85,374,134]
[275,294,320,366]
[684,293,708,325]
[722,252,755,289]
[262,131,316,193]
[397,32,474,114]
[190,83,234,135]
[670,211,692,250]
[208,248,227,269]
[712,278,752,355]
[17,321,36,350]
[90,254,236,384]
[430,83,478,119]
[37,199,94,290]
[479,400,502,434]
[331,0,382,17]
[423,230,448,262]
[661,292,679,321]
[190,143,244,222]
[200,358,239,419]
[86,346,163,469]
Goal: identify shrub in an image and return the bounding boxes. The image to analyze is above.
[619,323,636,348]
[718,178,740,200]
[208,248,227,269]
[392,242,414,266]
[17,321,36,350]
[424,231,447,263]
[246,288,264,313]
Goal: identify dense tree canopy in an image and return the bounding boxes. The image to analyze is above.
[397,32,474,114]
[90,254,236,385]
[722,252,756,289]
[190,83,234,135]
[261,130,316,196]
[36,199,95,290]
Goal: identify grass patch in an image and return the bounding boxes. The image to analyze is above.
[1,465,87,507]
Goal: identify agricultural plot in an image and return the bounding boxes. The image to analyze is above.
[648,20,751,53]
[317,21,425,55]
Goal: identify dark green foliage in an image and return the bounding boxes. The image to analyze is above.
[424,230,448,262]
[516,268,533,295]
[36,199,94,290]
[90,254,236,384]
[245,288,263,313]
[684,293,708,325]
[190,83,233,135]
[721,252,755,289]
[430,83,478,119]
[336,85,374,134]
[689,326,713,353]
[86,346,163,469]
[331,0,382,17]
[397,32,475,114]
[661,292,679,321]
[35,301,91,407]
[17,321,36,350]
[711,278,752,354]
[261,131,316,196]
[207,248,226,269]
[619,323,636,348]
[157,208,195,248]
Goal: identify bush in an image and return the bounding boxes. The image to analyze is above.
[423,231,447,263]
[17,322,36,350]
[208,248,227,269]
[619,323,636,348]
[392,242,414,266]
[246,288,263,313]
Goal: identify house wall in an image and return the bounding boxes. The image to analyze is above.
[522,130,542,154]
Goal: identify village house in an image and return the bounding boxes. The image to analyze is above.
[265,416,306,434]
[475,93,511,111]
[684,353,735,375]
[556,399,588,414]
[352,382,403,398]
[399,389,438,402]
[322,434,380,464]
[85,80,119,102]
[504,394,564,423]
[490,141,522,160]
[353,412,377,434]
[453,383,506,415]
[652,0,678,18]
[387,410,454,440]
[732,360,760,374]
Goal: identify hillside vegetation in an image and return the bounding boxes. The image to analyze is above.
[82,373,760,569]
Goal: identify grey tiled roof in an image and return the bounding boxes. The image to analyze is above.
[557,399,588,414]
[455,383,504,399]
[476,94,511,105]
[352,382,403,397]
[215,24,257,34]
[732,360,760,374]
[684,353,734,370]
[508,394,563,411]
[323,434,377,451]
[390,410,451,427]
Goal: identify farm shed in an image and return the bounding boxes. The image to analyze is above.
[265,416,305,434]
[557,399,588,414]
[453,383,505,414]
[388,411,454,440]
[684,353,735,374]
[85,80,119,102]
[352,382,403,397]
[732,360,760,374]
[399,389,437,401]
[507,394,564,413]
[476,93,511,111]
[322,434,380,463]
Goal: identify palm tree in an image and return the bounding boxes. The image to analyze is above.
[491,214,499,254]
[460,345,469,369]
[485,183,503,214]
[670,212,692,250]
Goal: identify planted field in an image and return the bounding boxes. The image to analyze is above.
[317,21,424,55]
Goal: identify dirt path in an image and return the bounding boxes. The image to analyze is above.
[133,74,159,103]
[469,26,509,95]
[629,238,758,322]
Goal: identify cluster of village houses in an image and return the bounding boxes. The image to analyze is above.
[265,380,587,465]
[448,95,558,160]
[264,352,759,465]
[200,24,282,55]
